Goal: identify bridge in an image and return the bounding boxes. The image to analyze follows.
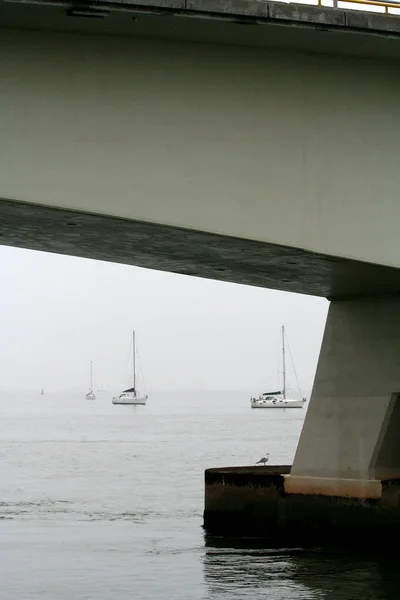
[2,0,400,533]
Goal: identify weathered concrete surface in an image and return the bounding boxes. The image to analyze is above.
[3,0,400,44]
[2,0,400,64]
[204,466,400,543]
[204,466,290,537]
[284,475,382,499]
[291,297,400,482]
[3,199,400,298]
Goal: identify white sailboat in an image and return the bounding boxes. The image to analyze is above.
[250,326,306,409]
[112,331,148,406]
[85,361,96,401]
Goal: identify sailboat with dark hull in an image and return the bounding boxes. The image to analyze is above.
[112,331,148,406]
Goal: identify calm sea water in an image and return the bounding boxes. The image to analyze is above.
[1,391,399,599]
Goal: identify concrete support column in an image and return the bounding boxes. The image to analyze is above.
[287,296,400,498]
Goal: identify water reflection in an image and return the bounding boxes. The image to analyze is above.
[203,536,400,600]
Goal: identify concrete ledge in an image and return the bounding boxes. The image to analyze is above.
[284,475,382,499]
[3,0,400,40]
[204,466,400,543]
[205,464,291,484]
[116,0,185,8]
[268,2,346,27]
[186,0,270,18]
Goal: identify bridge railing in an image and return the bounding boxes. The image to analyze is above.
[289,0,400,16]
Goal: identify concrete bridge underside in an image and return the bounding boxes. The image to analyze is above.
[4,199,400,299]
[3,0,400,510]
[1,2,400,299]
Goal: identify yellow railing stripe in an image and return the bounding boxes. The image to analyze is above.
[316,0,400,14]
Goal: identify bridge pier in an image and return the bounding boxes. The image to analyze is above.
[204,297,400,542]
[289,296,400,494]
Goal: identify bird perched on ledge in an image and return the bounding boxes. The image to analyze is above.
[256,453,270,466]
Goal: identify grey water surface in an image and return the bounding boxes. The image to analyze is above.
[1,391,398,599]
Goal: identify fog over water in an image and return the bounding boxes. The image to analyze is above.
[0,245,328,396]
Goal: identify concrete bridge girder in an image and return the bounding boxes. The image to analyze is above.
[0,8,400,298]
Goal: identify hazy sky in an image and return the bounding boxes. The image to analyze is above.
[0,245,328,394]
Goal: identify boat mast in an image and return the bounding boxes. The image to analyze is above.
[282,326,286,399]
[90,361,93,391]
[133,331,136,394]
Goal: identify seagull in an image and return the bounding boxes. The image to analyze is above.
[256,453,270,466]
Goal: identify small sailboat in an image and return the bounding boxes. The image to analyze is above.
[250,326,306,409]
[85,361,96,401]
[112,331,148,406]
